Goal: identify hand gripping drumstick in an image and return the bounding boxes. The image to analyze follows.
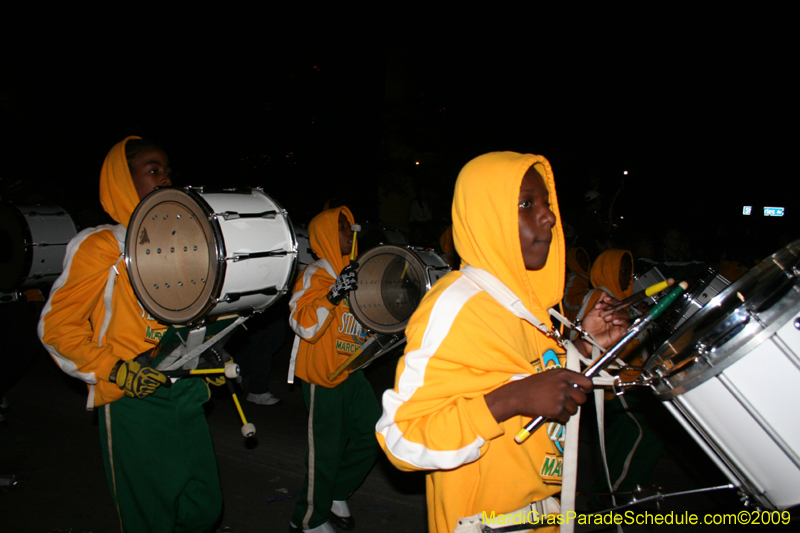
[514,281,689,444]
[611,278,675,311]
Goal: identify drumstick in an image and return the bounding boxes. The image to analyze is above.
[514,281,689,444]
[205,348,256,438]
[350,224,361,263]
[611,278,675,311]
[162,362,240,379]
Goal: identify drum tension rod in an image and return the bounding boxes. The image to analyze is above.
[230,249,292,261]
[220,286,279,303]
[216,210,279,220]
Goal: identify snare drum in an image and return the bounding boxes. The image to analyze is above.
[126,187,297,325]
[644,240,800,510]
[0,204,78,291]
[350,245,450,335]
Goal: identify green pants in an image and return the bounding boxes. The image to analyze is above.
[99,378,222,533]
[292,372,382,530]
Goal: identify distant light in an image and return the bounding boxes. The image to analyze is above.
[415,161,420,165]
[623,170,628,175]
[743,206,752,215]
[764,207,785,217]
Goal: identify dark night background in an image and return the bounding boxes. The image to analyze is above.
[2,5,797,262]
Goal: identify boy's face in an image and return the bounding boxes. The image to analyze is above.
[338,212,353,256]
[130,147,172,200]
[518,166,556,271]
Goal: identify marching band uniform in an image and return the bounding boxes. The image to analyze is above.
[38,137,221,533]
[288,206,381,532]
[376,152,567,533]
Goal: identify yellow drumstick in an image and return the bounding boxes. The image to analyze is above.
[611,278,675,311]
[350,224,360,262]
[329,344,366,381]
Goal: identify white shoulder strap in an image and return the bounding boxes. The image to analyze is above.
[459,266,553,338]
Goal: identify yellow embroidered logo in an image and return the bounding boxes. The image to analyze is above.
[335,339,359,354]
[540,453,563,483]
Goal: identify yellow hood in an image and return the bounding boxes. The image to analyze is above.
[566,247,590,276]
[590,249,633,300]
[309,206,355,275]
[99,136,141,228]
[453,152,565,314]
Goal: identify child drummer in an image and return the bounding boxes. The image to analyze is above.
[287,206,381,533]
[376,152,630,533]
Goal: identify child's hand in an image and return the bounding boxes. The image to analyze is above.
[581,293,631,350]
[486,369,593,424]
[327,263,359,305]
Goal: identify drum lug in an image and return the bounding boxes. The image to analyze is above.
[217,210,279,221]
[694,306,751,357]
[218,286,279,304]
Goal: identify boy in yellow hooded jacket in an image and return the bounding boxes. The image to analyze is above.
[376,152,630,533]
[288,206,382,533]
[38,137,222,533]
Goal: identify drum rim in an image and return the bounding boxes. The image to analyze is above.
[650,292,800,399]
[125,187,227,325]
[646,240,800,391]
[349,244,435,335]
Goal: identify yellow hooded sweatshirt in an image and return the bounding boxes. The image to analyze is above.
[377,152,565,533]
[288,206,368,387]
[38,137,168,408]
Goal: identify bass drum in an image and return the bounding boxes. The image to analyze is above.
[350,245,450,335]
[644,240,800,510]
[0,203,78,292]
[126,187,297,325]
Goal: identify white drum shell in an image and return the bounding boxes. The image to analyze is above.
[646,241,800,510]
[201,191,296,316]
[666,309,800,509]
[0,204,78,291]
